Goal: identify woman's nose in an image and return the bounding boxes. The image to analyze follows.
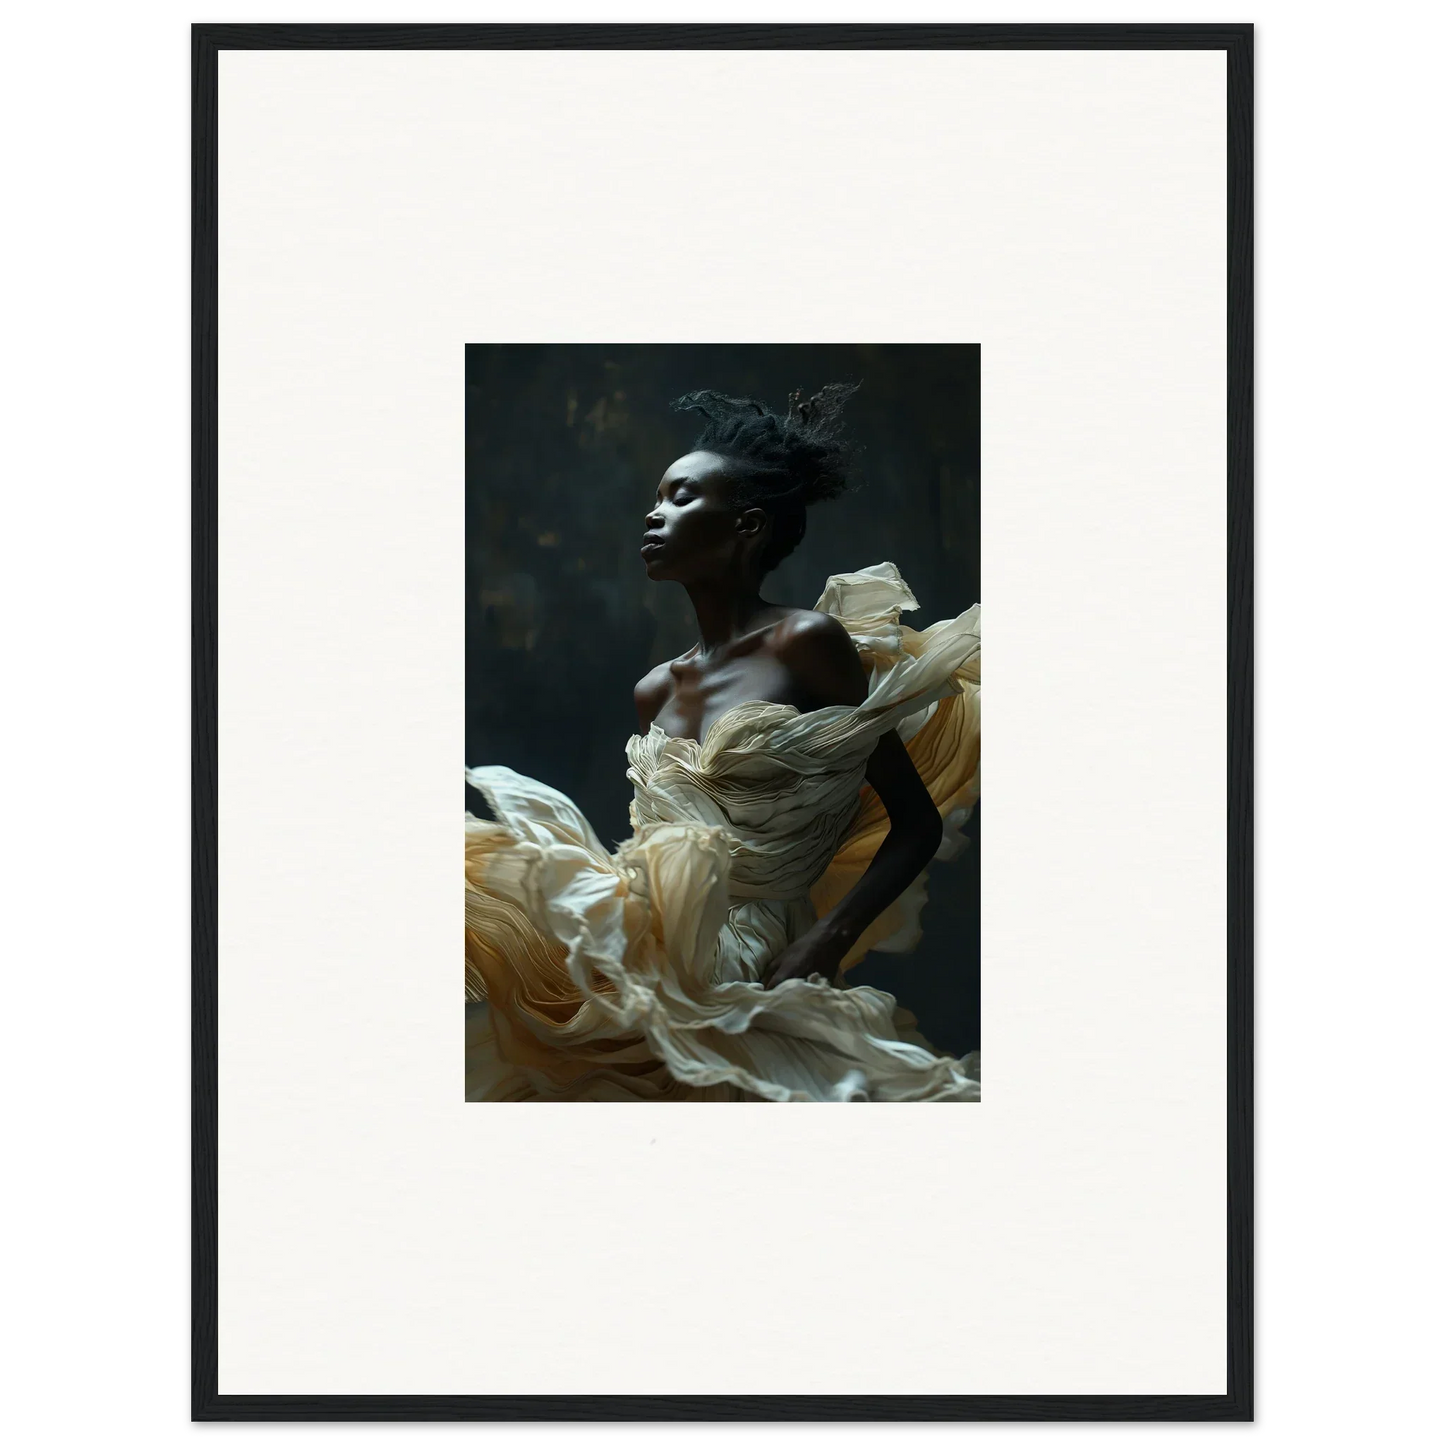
[644,508,663,528]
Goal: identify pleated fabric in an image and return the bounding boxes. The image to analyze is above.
[465,563,981,1101]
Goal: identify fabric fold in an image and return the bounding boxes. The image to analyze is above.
[464,562,981,1101]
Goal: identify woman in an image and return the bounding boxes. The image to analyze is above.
[465,384,981,1101]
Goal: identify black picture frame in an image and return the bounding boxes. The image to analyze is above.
[193,22,1252,1423]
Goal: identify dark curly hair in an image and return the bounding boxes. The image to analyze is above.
[670,382,861,574]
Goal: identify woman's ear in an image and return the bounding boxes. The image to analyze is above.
[737,506,769,538]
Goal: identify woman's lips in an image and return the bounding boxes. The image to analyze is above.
[640,538,665,555]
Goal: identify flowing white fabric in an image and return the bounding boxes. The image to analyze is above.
[465,563,981,1102]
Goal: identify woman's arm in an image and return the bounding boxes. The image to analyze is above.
[760,616,942,989]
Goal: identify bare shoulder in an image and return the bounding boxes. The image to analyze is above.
[633,660,675,730]
[770,606,854,656]
[770,608,868,707]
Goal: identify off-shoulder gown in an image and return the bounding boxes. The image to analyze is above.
[464,563,981,1101]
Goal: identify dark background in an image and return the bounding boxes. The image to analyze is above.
[465,344,980,1056]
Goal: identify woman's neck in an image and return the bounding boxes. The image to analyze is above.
[684,579,772,656]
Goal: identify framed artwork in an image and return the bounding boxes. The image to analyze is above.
[195,22,1251,1422]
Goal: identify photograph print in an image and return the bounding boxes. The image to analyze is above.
[465,344,981,1101]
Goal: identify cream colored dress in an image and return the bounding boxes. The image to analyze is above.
[465,563,981,1102]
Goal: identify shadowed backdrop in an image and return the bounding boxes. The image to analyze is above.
[466,343,981,1057]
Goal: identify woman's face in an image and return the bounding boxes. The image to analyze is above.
[641,451,762,583]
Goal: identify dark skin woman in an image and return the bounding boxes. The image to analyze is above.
[633,395,944,992]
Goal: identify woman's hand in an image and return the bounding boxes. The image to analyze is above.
[760,929,845,990]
